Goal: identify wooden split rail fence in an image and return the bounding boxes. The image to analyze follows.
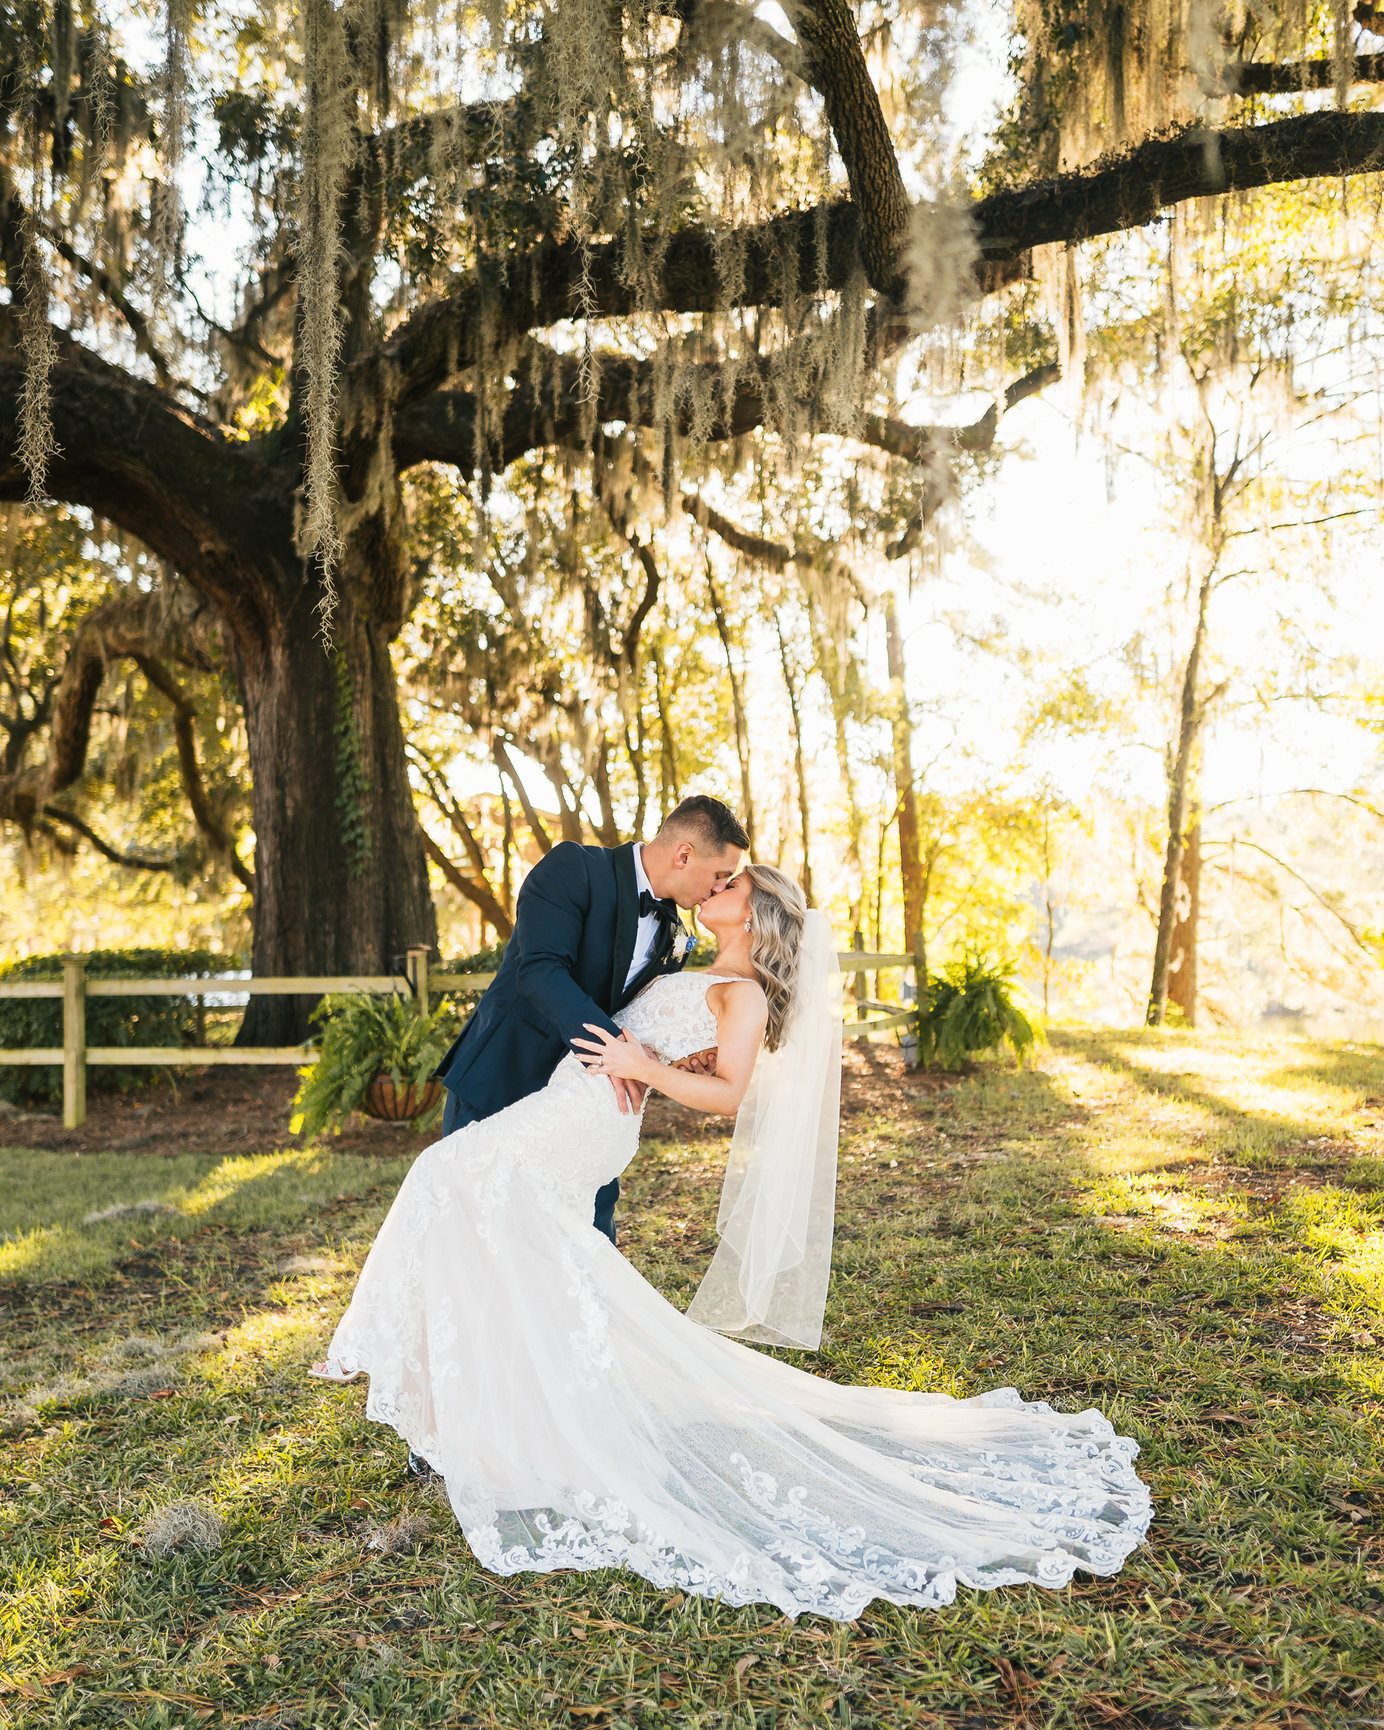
[1,936,924,1130]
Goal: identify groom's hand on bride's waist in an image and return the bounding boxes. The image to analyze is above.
[674,1048,717,1076]
[609,1074,647,1114]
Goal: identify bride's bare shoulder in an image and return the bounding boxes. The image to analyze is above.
[706,976,768,1019]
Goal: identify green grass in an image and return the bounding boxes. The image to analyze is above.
[1,1026,1381,1728]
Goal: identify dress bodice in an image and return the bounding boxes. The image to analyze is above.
[614,970,748,1062]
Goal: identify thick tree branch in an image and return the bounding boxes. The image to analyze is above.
[0,327,298,657]
[973,111,1384,264]
[132,654,256,893]
[422,831,514,935]
[40,803,178,871]
[372,203,855,415]
[1209,52,1384,95]
[493,736,553,854]
[862,362,1061,463]
[0,583,219,837]
[680,491,793,570]
[877,365,1060,557]
[789,0,910,293]
[395,321,862,473]
[398,344,1060,481]
[674,363,1059,566]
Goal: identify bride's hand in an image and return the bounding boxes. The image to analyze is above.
[573,1025,655,1083]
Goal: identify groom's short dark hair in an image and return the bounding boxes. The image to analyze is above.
[661,795,750,853]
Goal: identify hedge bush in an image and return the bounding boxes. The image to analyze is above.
[0,948,233,1106]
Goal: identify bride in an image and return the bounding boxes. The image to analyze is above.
[312,865,1151,1619]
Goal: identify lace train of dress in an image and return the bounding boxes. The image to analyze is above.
[313,972,1152,1619]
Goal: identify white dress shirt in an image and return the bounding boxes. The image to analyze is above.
[625,844,662,988]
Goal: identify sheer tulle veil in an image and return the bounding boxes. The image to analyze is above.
[686,909,844,1349]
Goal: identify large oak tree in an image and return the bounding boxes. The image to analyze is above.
[3,0,1383,1036]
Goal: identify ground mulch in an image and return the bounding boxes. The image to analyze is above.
[0,1036,940,1157]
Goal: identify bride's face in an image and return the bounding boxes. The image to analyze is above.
[698,872,752,937]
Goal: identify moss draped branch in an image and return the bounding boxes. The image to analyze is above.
[1209,52,1384,95]
[132,655,256,892]
[376,109,1384,443]
[790,0,911,294]
[0,327,298,660]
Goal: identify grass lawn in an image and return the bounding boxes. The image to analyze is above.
[1,1026,1381,1729]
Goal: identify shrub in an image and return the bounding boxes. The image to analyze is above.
[0,948,232,1106]
[445,941,507,979]
[291,991,468,1140]
[917,952,1039,1072]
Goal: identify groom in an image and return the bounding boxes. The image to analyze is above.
[435,793,750,1244]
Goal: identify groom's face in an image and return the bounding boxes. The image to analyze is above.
[665,841,742,910]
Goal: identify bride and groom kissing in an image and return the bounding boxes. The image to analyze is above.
[434,793,752,1245]
[312,795,1152,1620]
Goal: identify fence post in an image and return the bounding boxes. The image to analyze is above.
[62,955,87,1129]
[852,929,866,1024]
[911,928,927,1069]
[406,946,431,1016]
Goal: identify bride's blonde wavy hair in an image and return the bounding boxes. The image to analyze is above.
[744,864,809,1052]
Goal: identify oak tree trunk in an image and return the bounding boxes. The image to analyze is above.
[236,564,437,1045]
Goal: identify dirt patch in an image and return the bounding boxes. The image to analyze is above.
[0,1040,931,1158]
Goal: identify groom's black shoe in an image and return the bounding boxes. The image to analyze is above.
[407,1448,438,1482]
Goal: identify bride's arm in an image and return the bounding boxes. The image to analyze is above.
[574,985,767,1116]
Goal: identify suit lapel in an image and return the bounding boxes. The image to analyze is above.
[621,914,688,1006]
[610,842,640,1009]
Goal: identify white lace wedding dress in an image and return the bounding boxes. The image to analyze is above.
[313,970,1152,1619]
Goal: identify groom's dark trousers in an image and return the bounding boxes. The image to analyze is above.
[434,840,683,1246]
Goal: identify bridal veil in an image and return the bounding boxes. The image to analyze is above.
[687,908,844,1349]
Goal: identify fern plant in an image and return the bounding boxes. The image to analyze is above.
[917,952,1039,1072]
[291,992,464,1139]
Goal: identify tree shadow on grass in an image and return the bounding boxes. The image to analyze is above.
[1050,1026,1379,1167]
[0,1146,414,1288]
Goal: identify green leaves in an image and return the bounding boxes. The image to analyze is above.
[917,950,1039,1072]
[290,991,466,1141]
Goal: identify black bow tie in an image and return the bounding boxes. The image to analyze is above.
[638,888,679,926]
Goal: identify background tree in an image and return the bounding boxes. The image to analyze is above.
[0,504,251,888]
[1065,189,1384,1024]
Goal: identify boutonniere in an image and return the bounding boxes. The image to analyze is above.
[672,928,696,964]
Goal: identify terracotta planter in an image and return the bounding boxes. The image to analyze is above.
[362,1075,441,1122]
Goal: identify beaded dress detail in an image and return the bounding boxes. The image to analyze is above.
[313,970,1152,1619]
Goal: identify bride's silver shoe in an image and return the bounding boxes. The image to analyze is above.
[407,1448,438,1482]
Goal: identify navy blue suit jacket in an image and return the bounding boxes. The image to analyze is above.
[436,839,683,1130]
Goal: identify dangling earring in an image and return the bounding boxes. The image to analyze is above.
[744,918,752,932]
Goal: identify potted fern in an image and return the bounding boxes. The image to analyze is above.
[291,992,465,1139]
[917,951,1039,1072]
